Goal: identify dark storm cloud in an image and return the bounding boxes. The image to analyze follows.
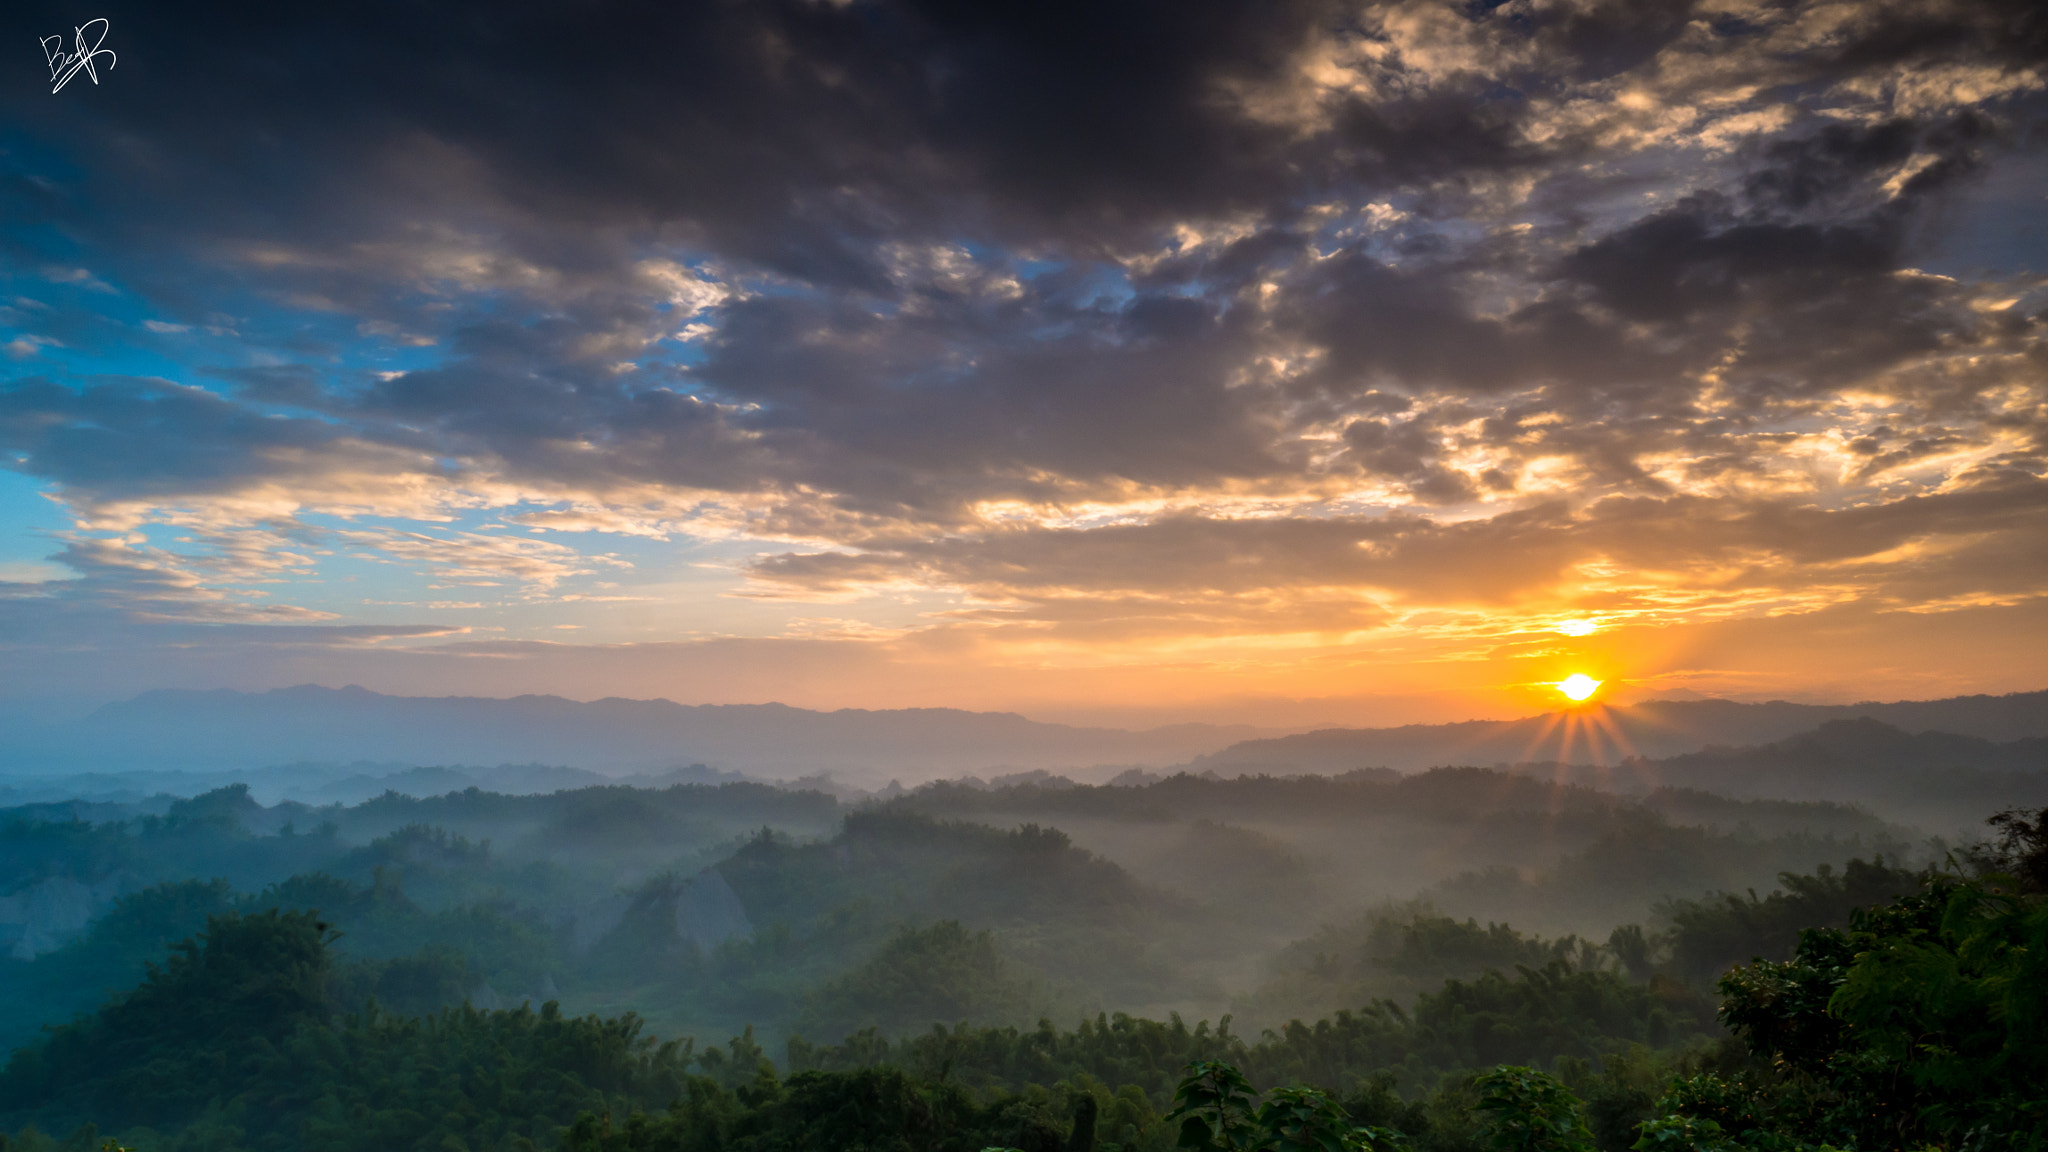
[1559,201,1898,325]
[269,270,1284,528]
[2,0,1472,279]
[1275,246,1650,403]
[6,0,2039,261]
[26,0,2008,289]
[1532,0,1699,82]
[1804,0,2048,74]
[1745,118,1925,212]
[1563,111,1996,325]
[682,287,1279,514]
[0,375,381,500]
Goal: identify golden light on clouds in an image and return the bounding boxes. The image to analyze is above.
[3,0,2046,721]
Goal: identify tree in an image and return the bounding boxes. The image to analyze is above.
[1647,848,2048,1149]
[1474,1067,1595,1152]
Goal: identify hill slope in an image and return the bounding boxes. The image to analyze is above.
[1191,690,2048,774]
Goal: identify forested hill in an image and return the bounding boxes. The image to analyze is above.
[5,756,2043,1147]
[0,808,2040,1152]
[1190,688,2048,773]
[1,764,1926,1060]
[1496,717,2048,828]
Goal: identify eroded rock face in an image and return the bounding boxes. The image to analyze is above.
[0,872,132,959]
[569,867,754,971]
[675,869,751,951]
[566,891,630,954]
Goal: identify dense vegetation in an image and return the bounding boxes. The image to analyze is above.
[3,757,2042,1150]
[6,767,1923,1054]
[0,807,2040,1149]
[0,900,1711,1150]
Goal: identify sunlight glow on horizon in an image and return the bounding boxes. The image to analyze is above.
[1557,674,1602,702]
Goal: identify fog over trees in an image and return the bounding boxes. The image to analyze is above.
[2,689,2045,1149]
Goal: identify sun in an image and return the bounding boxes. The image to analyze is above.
[1556,673,1602,702]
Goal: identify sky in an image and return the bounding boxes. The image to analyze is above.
[1,0,2045,727]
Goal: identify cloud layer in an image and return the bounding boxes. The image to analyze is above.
[2,0,2045,710]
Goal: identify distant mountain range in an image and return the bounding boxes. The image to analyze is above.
[0,685,1273,781]
[0,760,741,811]
[2,685,2043,789]
[1191,690,2048,775]
[1498,717,2048,832]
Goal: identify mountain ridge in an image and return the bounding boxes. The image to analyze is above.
[8,685,1275,780]
[7,684,2045,785]
[1190,689,2048,774]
